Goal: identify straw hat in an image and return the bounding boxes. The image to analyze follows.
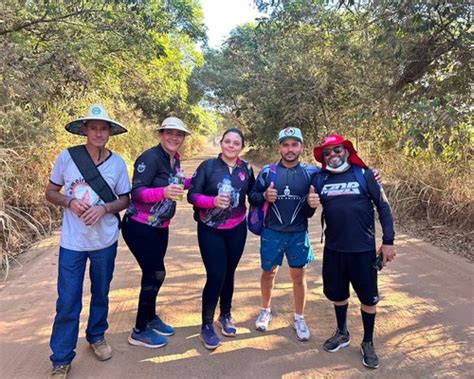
[65,104,127,136]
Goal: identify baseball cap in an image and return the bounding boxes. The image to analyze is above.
[278,127,303,144]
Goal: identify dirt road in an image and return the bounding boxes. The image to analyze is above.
[1,148,473,378]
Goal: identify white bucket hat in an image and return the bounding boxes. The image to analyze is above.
[65,104,128,136]
[157,117,191,135]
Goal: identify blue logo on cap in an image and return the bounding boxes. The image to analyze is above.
[91,107,101,115]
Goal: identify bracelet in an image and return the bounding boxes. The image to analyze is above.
[67,198,75,208]
[100,204,108,213]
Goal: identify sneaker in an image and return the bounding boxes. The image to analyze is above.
[255,309,272,332]
[90,339,112,361]
[216,314,237,337]
[323,328,351,352]
[148,316,175,336]
[293,318,311,341]
[200,324,221,350]
[50,365,71,379]
[361,341,380,369]
[128,327,168,349]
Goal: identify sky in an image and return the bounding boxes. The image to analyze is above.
[200,0,261,47]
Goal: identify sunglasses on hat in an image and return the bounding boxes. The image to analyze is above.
[323,145,345,157]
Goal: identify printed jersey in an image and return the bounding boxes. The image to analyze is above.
[49,149,130,251]
[187,155,255,229]
[249,162,320,233]
[312,166,395,252]
[126,144,187,228]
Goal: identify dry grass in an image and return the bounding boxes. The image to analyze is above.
[0,101,209,279]
[247,144,473,261]
[372,151,473,261]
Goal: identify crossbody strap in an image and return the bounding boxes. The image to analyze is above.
[68,145,121,226]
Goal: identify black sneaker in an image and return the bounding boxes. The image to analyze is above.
[323,328,350,352]
[361,341,380,369]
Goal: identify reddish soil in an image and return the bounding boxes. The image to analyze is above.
[1,147,472,378]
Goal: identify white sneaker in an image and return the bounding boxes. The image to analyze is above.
[255,309,272,331]
[294,318,311,341]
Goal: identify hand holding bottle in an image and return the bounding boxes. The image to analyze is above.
[215,175,233,209]
[214,193,231,209]
[167,169,186,201]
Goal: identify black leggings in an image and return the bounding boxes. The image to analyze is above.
[197,221,247,326]
[122,216,169,331]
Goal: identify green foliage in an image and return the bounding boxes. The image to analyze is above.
[0,0,215,266]
[195,0,472,233]
[197,0,471,160]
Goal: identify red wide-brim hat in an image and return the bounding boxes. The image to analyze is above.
[313,134,368,169]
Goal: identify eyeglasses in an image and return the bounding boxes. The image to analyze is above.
[323,145,345,157]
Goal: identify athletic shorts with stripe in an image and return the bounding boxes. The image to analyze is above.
[322,247,379,306]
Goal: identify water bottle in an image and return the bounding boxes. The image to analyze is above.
[218,175,233,208]
[171,168,185,201]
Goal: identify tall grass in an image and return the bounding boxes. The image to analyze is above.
[0,98,206,279]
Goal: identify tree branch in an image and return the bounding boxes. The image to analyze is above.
[0,9,101,36]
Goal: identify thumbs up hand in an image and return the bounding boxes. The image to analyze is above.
[264,181,278,203]
[307,185,320,209]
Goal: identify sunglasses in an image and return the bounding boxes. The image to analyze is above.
[323,145,345,157]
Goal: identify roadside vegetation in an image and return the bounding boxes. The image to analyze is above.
[0,0,219,277]
[194,0,472,259]
[1,0,472,278]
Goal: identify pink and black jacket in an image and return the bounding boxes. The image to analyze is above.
[187,155,255,229]
[126,144,190,228]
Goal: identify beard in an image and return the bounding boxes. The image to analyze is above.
[282,152,300,163]
[326,152,349,169]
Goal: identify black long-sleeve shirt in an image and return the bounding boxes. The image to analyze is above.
[188,155,255,229]
[312,166,395,252]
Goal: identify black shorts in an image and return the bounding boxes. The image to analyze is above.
[322,247,379,306]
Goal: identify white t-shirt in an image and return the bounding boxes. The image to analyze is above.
[50,149,131,251]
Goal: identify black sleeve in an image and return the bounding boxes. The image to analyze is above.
[366,169,395,245]
[310,174,319,194]
[301,167,317,218]
[246,163,256,196]
[302,199,317,218]
[187,159,210,203]
[131,150,159,190]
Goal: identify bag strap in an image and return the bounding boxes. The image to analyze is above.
[261,163,278,226]
[353,165,369,198]
[68,145,121,225]
[268,163,277,183]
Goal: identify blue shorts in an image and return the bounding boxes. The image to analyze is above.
[260,228,314,272]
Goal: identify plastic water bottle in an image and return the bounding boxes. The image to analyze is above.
[172,168,186,201]
[218,175,233,208]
